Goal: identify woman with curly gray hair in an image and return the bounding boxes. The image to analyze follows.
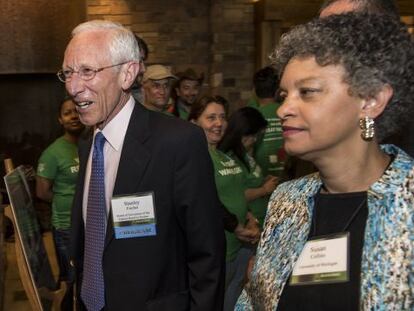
[236,12,414,311]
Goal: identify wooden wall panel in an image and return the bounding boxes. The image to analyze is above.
[0,0,86,73]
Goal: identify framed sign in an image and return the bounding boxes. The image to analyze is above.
[4,166,57,310]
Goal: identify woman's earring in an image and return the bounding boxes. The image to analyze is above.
[359,116,375,141]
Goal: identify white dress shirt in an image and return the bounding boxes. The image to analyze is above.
[82,96,135,223]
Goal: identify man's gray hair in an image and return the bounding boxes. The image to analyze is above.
[72,20,140,63]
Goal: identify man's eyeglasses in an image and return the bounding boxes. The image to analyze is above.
[57,61,130,83]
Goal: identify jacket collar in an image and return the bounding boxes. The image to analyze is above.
[300,144,413,200]
[106,102,152,247]
[370,144,413,198]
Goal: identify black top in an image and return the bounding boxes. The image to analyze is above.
[277,191,368,311]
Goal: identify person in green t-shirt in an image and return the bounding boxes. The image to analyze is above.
[172,68,204,120]
[219,107,279,230]
[250,66,286,177]
[36,98,84,308]
[189,96,260,311]
[247,91,259,108]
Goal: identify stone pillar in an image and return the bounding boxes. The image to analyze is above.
[209,0,255,108]
[86,0,255,110]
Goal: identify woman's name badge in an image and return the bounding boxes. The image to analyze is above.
[289,233,349,286]
[111,192,157,239]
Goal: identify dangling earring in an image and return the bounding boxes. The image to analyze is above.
[359,116,375,140]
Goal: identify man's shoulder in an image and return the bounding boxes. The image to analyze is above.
[126,104,205,150]
[147,110,201,137]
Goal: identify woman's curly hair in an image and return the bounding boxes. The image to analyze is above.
[271,12,414,141]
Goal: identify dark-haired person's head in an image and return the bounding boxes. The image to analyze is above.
[134,34,149,85]
[218,107,268,167]
[320,0,399,18]
[253,67,279,100]
[273,13,414,160]
[135,34,149,62]
[188,95,229,122]
[189,95,229,148]
[175,69,204,107]
[59,98,84,136]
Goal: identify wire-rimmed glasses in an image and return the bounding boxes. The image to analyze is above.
[57,61,129,83]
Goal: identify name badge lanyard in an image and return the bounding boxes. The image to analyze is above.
[312,196,367,236]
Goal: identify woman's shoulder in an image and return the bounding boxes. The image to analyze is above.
[382,144,414,170]
[265,173,321,222]
[274,172,321,196]
[40,136,66,156]
[374,144,414,193]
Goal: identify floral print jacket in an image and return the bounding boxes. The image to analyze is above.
[236,145,414,310]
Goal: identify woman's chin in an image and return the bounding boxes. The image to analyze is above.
[285,146,300,157]
[285,147,313,162]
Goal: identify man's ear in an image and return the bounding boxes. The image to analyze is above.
[360,84,393,119]
[120,61,140,90]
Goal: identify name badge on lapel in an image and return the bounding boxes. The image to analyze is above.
[289,232,349,286]
[111,192,157,239]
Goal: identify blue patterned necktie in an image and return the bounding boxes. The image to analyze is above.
[81,131,106,311]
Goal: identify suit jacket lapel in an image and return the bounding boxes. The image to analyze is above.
[105,103,152,247]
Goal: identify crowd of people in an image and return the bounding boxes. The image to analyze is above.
[26,0,414,310]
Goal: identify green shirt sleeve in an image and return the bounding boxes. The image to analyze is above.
[37,148,57,180]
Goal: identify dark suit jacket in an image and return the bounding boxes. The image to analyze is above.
[71,102,225,311]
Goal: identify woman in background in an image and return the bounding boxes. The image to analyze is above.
[236,12,414,310]
[36,97,84,310]
[219,106,278,229]
[189,96,260,311]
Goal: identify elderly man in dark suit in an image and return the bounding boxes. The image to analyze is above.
[58,20,225,311]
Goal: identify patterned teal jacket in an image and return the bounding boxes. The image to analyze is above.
[236,145,414,310]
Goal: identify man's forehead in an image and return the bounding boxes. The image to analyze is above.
[69,30,110,48]
[63,30,111,66]
[320,0,358,17]
[180,79,200,87]
[150,78,171,84]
